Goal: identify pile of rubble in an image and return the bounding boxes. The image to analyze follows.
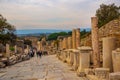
[0,53,30,68]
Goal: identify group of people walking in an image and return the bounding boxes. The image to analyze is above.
[28,49,48,58]
[36,50,42,58]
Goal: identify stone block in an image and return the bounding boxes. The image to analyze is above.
[85,68,95,75]
[77,46,92,75]
[112,48,120,72]
[109,72,120,80]
[103,37,116,72]
[87,75,100,80]
[72,49,79,71]
[95,68,110,80]
[0,62,6,68]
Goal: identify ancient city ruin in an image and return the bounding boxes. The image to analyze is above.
[0,1,120,80]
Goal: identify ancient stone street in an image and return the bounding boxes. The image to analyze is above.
[0,55,88,80]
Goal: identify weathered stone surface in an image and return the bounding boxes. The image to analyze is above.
[87,75,99,80]
[0,55,89,80]
[95,68,109,80]
[77,46,91,75]
[72,29,76,49]
[69,49,74,66]
[103,37,117,72]
[112,48,120,72]
[76,28,80,48]
[72,49,79,71]
[8,55,17,65]
[84,69,95,75]
[0,53,3,57]
[6,44,10,57]
[67,37,72,49]
[109,72,120,80]
[81,18,120,48]
[0,62,6,68]
[91,17,100,68]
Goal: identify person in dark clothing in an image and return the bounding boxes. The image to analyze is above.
[36,51,39,57]
[39,51,42,58]
[37,50,42,58]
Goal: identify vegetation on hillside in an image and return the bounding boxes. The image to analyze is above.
[47,31,71,41]
[24,39,32,46]
[81,29,90,39]
[47,29,90,41]
[96,3,120,28]
[0,14,16,45]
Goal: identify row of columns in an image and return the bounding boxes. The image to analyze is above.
[57,46,92,76]
[56,16,120,79]
[58,28,80,50]
[5,44,30,57]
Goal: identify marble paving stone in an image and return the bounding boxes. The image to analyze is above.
[0,55,89,80]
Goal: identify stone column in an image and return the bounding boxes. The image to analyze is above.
[112,48,120,72]
[27,45,29,53]
[37,41,40,51]
[62,40,64,50]
[72,49,79,71]
[91,17,100,67]
[103,37,116,72]
[62,38,65,49]
[72,29,76,49]
[63,37,68,49]
[59,39,62,50]
[69,49,74,66]
[68,37,72,49]
[76,28,80,48]
[77,46,92,76]
[6,44,10,57]
[14,45,17,54]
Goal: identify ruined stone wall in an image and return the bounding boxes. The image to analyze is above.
[81,18,120,47]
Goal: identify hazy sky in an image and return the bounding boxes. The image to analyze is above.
[0,0,119,30]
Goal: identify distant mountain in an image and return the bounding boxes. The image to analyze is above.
[16,28,91,36]
[16,29,70,35]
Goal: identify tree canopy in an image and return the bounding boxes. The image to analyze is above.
[47,32,69,41]
[96,3,120,28]
[0,14,16,44]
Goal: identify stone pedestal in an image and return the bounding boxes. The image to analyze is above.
[91,17,100,67]
[72,29,76,49]
[95,68,110,80]
[77,46,92,75]
[69,49,74,66]
[112,48,120,72]
[66,49,72,64]
[62,50,67,62]
[76,28,80,48]
[103,37,116,72]
[72,49,79,71]
[109,72,120,80]
[6,44,10,57]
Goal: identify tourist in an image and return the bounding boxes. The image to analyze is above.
[36,50,42,58]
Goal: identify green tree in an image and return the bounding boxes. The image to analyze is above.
[0,14,16,44]
[47,32,68,41]
[24,39,32,46]
[96,3,120,28]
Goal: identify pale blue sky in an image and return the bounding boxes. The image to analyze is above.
[0,0,119,30]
